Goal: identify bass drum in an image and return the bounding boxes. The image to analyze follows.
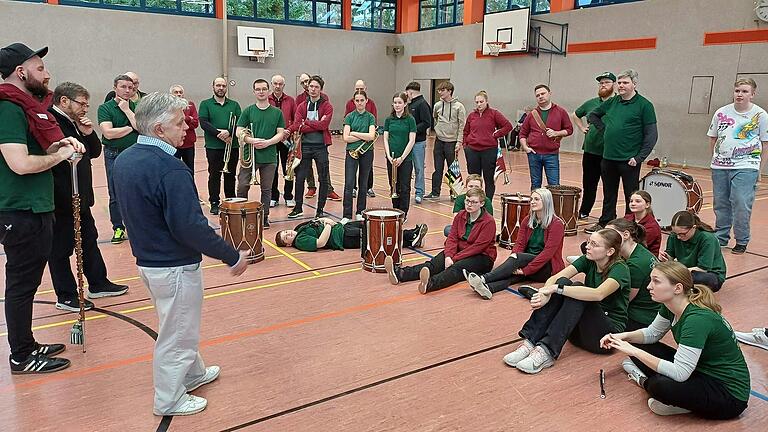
[641,169,703,228]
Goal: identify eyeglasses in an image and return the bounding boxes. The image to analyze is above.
[672,227,693,237]
[465,200,482,206]
[70,99,90,108]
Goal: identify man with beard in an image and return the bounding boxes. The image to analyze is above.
[296,73,340,201]
[199,77,241,215]
[0,43,85,374]
[98,74,139,243]
[572,72,616,219]
[48,82,129,313]
[104,71,146,103]
[586,69,657,233]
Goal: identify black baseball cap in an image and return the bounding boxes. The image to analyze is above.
[0,43,48,79]
[595,72,616,82]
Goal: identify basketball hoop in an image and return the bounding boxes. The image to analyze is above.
[249,50,269,63]
[486,42,506,57]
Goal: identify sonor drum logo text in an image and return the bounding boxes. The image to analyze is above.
[648,181,673,188]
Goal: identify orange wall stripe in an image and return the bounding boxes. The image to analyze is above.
[567,37,657,54]
[551,0,574,13]
[703,29,768,45]
[411,53,455,63]
[47,0,59,4]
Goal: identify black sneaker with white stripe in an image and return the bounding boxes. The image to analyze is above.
[35,343,66,357]
[56,298,94,312]
[10,349,71,375]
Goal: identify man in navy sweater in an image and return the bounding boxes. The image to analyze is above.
[113,92,248,416]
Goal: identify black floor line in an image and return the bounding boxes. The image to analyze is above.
[218,337,523,432]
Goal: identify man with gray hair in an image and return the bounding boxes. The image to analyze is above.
[113,92,249,416]
[586,69,657,233]
[170,84,199,171]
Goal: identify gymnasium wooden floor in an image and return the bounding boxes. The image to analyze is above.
[1,137,767,432]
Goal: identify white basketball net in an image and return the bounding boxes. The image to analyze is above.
[251,50,268,63]
[486,42,505,57]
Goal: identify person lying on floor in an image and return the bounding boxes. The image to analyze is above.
[600,261,749,419]
[442,174,493,236]
[464,187,564,300]
[502,228,630,374]
[275,217,428,252]
[385,188,496,294]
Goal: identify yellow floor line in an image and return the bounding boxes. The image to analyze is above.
[263,238,320,276]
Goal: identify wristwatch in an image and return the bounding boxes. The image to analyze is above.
[556,283,565,295]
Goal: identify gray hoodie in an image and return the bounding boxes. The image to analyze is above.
[433,97,467,143]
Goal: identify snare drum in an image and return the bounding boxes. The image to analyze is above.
[641,169,703,227]
[499,193,531,249]
[362,208,405,273]
[219,198,264,263]
[546,185,582,236]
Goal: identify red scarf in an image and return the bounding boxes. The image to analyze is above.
[0,83,64,150]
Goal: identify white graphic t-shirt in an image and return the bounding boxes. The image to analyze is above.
[708,103,768,170]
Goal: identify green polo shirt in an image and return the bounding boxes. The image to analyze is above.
[384,114,416,161]
[293,223,345,252]
[659,304,750,401]
[665,230,726,284]
[0,101,54,213]
[237,104,285,165]
[97,99,139,150]
[344,110,376,151]
[524,223,545,255]
[574,97,606,156]
[592,93,656,161]
[572,256,631,331]
[626,245,659,325]
[198,97,242,150]
[453,194,493,215]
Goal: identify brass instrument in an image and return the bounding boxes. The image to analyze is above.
[349,130,379,159]
[221,113,237,174]
[285,121,303,181]
[237,123,259,185]
[390,151,399,199]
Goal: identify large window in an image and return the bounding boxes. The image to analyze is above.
[485,0,549,14]
[229,0,342,27]
[576,0,642,7]
[352,0,396,32]
[419,0,464,30]
[59,0,216,17]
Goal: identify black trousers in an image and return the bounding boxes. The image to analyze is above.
[343,151,373,218]
[464,146,498,199]
[482,253,552,294]
[598,159,640,225]
[48,207,109,301]
[305,160,335,193]
[174,146,195,172]
[387,159,413,218]
[206,147,238,204]
[430,138,456,196]
[295,144,330,213]
[400,251,494,292]
[519,278,616,358]
[0,211,54,361]
[579,152,603,216]
[270,141,294,202]
[631,343,748,419]
[692,270,723,292]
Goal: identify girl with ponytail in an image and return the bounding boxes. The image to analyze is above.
[659,210,726,292]
[607,218,658,330]
[600,261,749,419]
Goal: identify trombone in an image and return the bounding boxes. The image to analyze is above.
[390,151,399,199]
[285,121,303,181]
[237,122,259,185]
[221,113,237,173]
[348,129,379,159]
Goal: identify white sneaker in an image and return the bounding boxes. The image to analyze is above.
[355,214,364,221]
[566,255,580,264]
[503,340,535,367]
[648,398,691,416]
[463,269,491,300]
[515,345,555,374]
[622,358,646,387]
[384,256,399,285]
[418,267,430,294]
[269,200,277,208]
[286,199,296,207]
[735,328,768,350]
[156,394,208,416]
[187,365,221,392]
[340,217,350,224]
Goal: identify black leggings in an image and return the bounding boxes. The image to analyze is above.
[482,253,552,293]
[399,251,494,292]
[630,343,747,419]
[692,270,723,292]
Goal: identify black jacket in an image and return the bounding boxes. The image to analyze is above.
[408,95,432,142]
[48,107,102,211]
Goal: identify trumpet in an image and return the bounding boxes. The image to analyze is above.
[348,130,379,159]
[285,121,303,181]
[390,152,399,199]
[238,123,259,186]
[221,113,237,174]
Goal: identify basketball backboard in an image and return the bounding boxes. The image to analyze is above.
[237,26,275,58]
[482,8,531,55]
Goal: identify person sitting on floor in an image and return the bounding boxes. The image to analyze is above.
[385,188,496,294]
[600,261,750,419]
[464,187,564,300]
[659,210,726,292]
[443,174,493,236]
[624,190,661,256]
[275,218,427,253]
[503,228,630,374]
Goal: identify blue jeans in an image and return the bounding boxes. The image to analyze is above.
[103,146,124,230]
[712,168,759,245]
[527,153,560,190]
[412,140,426,198]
